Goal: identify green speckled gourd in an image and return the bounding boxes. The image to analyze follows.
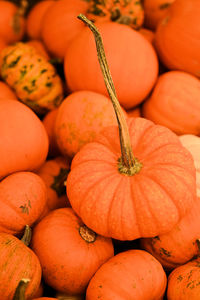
[0,42,64,114]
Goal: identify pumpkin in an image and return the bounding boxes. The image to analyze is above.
[35,156,70,213]
[0,42,64,114]
[13,279,52,300]
[0,171,47,236]
[0,99,49,179]
[41,0,89,59]
[126,106,141,118]
[26,0,55,40]
[0,38,7,55]
[26,40,50,60]
[0,81,17,100]
[143,0,175,30]
[142,71,200,135]
[140,197,200,270]
[0,226,42,300]
[64,20,158,110]
[42,108,61,158]
[66,15,196,241]
[138,27,155,44]
[179,134,200,197]
[54,90,128,158]
[31,207,114,295]
[56,293,84,300]
[86,249,167,299]
[167,257,200,300]
[154,0,200,77]
[0,0,26,44]
[86,0,144,29]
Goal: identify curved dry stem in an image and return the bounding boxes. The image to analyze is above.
[13,278,30,300]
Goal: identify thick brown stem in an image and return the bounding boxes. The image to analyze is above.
[13,278,30,300]
[78,14,141,175]
[21,225,32,247]
[13,0,28,34]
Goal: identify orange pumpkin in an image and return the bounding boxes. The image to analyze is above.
[126,106,141,118]
[154,0,200,77]
[0,81,17,100]
[138,27,155,44]
[143,0,175,30]
[0,99,49,179]
[31,207,114,295]
[0,38,7,54]
[26,0,55,40]
[141,198,200,270]
[64,21,158,109]
[35,156,70,213]
[142,71,200,135]
[26,40,50,60]
[86,0,144,29]
[66,16,196,241]
[0,0,26,44]
[0,226,42,300]
[0,171,47,236]
[13,279,44,300]
[167,258,200,300]
[54,90,128,158]
[86,249,167,299]
[0,42,64,114]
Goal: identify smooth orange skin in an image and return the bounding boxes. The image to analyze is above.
[0,1,25,44]
[64,22,159,109]
[55,90,128,158]
[0,38,7,54]
[26,0,55,40]
[167,258,200,300]
[67,117,196,241]
[154,0,200,77]
[143,0,175,30]
[36,156,71,214]
[141,198,200,270]
[0,99,49,179]
[31,208,114,295]
[138,27,155,44]
[41,0,88,59]
[26,40,50,60]
[86,249,167,300]
[142,71,200,135]
[0,232,42,300]
[0,81,17,100]
[42,108,61,157]
[0,171,47,235]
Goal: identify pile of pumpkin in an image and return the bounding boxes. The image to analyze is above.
[0,0,200,299]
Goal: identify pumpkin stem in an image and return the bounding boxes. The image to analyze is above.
[79,224,96,243]
[78,14,141,176]
[21,225,32,247]
[13,278,30,300]
[13,0,28,34]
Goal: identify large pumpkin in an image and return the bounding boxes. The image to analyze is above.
[31,207,114,295]
[64,20,158,109]
[154,0,200,77]
[142,71,200,135]
[0,42,64,114]
[66,16,196,241]
[86,249,167,299]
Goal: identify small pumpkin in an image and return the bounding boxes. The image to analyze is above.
[0,226,42,300]
[31,207,114,295]
[26,40,50,60]
[0,171,47,236]
[154,0,200,77]
[86,249,167,300]
[0,99,49,179]
[0,81,17,100]
[167,257,200,300]
[0,42,64,114]
[138,27,155,44]
[66,15,196,241]
[142,71,200,135]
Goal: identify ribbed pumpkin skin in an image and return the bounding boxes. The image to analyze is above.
[0,232,41,300]
[141,198,200,270]
[0,99,49,180]
[142,71,200,135]
[0,42,64,114]
[31,208,114,295]
[86,249,167,300]
[67,117,196,241]
[0,171,47,235]
[0,1,25,44]
[167,258,200,300]
[64,22,158,109]
[154,0,200,77]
